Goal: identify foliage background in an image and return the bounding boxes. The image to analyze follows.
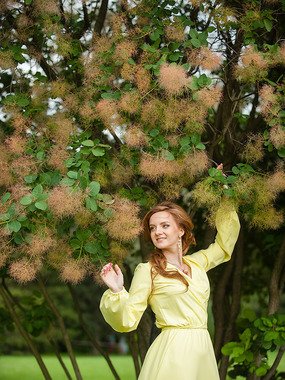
[0,0,285,379]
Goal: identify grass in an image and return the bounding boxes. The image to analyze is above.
[0,352,284,380]
[0,355,136,380]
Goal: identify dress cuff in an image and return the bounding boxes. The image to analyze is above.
[107,287,128,296]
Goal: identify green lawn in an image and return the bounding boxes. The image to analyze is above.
[0,355,136,380]
[0,352,284,380]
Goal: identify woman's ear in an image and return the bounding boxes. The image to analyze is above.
[179,229,185,237]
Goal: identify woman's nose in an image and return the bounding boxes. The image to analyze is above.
[155,227,163,235]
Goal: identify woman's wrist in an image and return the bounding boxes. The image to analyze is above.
[109,286,124,293]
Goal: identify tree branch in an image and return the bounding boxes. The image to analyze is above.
[268,236,285,315]
[262,345,285,380]
[94,0,109,36]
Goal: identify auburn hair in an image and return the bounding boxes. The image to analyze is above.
[142,202,196,286]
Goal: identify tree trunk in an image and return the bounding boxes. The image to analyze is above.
[48,336,73,380]
[38,277,83,380]
[94,0,109,35]
[212,259,235,360]
[128,331,141,379]
[68,284,121,380]
[0,284,52,380]
[219,228,244,380]
[137,307,153,363]
[268,236,285,315]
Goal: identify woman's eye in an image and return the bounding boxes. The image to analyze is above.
[163,224,169,228]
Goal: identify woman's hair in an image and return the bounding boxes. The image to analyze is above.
[142,202,196,286]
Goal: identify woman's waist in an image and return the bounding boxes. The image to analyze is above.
[160,324,207,330]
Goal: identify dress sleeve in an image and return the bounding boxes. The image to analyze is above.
[99,263,152,333]
[188,202,240,272]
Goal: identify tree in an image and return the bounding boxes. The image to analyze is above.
[0,0,285,379]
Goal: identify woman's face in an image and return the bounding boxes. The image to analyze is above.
[149,211,184,252]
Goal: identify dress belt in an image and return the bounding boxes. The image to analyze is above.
[161,325,207,330]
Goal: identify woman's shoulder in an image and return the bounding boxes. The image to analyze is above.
[134,261,152,274]
[183,252,207,268]
[136,261,152,268]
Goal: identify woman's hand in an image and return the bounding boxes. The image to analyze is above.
[100,263,124,293]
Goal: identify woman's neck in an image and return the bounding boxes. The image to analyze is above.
[162,250,183,266]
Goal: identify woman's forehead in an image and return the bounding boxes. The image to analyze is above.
[149,211,175,224]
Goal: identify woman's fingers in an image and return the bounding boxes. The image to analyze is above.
[100,263,123,277]
[100,262,113,277]
[114,264,122,275]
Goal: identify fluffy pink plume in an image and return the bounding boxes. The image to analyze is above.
[159,63,190,95]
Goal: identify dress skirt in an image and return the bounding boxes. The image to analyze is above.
[138,328,220,380]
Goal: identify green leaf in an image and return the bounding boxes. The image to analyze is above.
[8,221,21,233]
[81,140,94,147]
[189,29,198,39]
[264,19,273,32]
[92,147,105,156]
[89,181,101,196]
[197,74,211,87]
[150,30,160,41]
[239,328,251,342]
[101,91,121,100]
[191,38,201,48]
[141,43,157,53]
[195,142,205,150]
[69,239,82,250]
[35,201,48,211]
[67,171,78,179]
[24,0,33,4]
[168,52,181,62]
[101,194,114,204]
[221,342,239,355]
[103,208,113,218]
[65,158,74,168]
[61,178,75,186]
[179,136,191,147]
[81,161,90,173]
[232,166,240,175]
[149,129,160,137]
[86,197,98,211]
[190,133,201,145]
[84,241,98,255]
[255,367,267,376]
[264,331,279,341]
[183,40,192,48]
[24,174,38,184]
[39,172,61,186]
[16,95,30,107]
[20,195,33,206]
[1,192,11,204]
[161,149,175,161]
[223,188,234,197]
[76,229,92,241]
[277,148,285,158]
[36,151,45,160]
[208,167,217,177]
[128,58,136,65]
[32,184,43,197]
[0,213,10,222]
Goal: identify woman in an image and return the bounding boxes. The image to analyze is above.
[100,200,240,380]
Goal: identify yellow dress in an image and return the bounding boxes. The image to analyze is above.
[100,205,240,380]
